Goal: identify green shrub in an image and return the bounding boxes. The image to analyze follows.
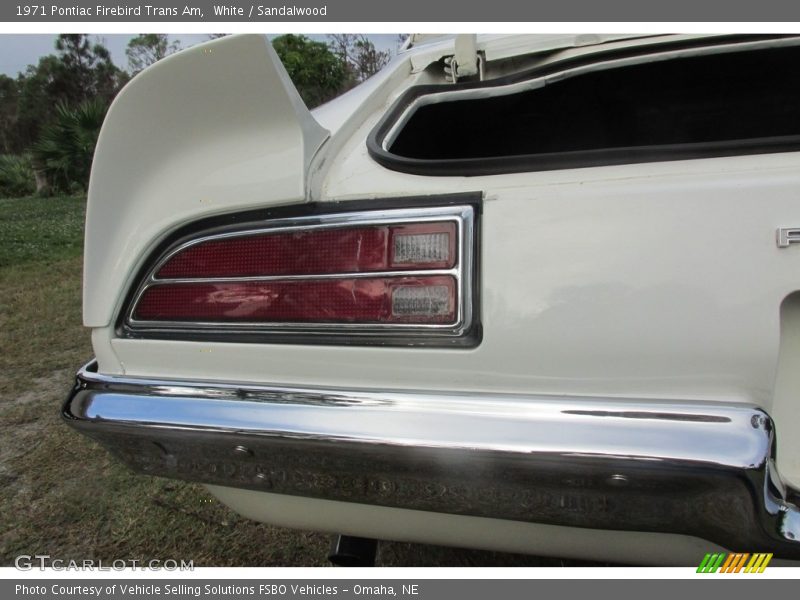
[32,99,107,194]
[0,154,36,198]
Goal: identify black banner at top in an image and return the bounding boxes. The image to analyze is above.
[3,0,800,22]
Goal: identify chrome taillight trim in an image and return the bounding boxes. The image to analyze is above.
[123,205,477,343]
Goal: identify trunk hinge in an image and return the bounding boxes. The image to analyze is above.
[444,34,484,83]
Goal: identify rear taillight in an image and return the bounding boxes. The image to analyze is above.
[133,276,456,324]
[125,204,477,345]
[155,221,456,278]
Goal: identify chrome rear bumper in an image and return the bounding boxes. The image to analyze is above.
[63,361,800,557]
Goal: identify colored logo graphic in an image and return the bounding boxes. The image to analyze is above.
[697,553,772,573]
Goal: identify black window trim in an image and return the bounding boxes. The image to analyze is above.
[366,34,800,177]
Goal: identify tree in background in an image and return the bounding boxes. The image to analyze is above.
[88,37,128,100]
[14,56,62,153]
[13,35,126,156]
[5,35,126,196]
[0,154,35,198]
[52,35,126,105]
[0,75,19,154]
[271,34,348,108]
[328,34,391,85]
[32,99,108,194]
[126,34,182,75]
[0,33,392,197]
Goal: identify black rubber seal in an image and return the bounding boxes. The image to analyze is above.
[367,34,800,177]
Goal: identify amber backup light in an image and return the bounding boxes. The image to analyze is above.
[125,205,476,344]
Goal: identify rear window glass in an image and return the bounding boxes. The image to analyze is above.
[370,43,800,175]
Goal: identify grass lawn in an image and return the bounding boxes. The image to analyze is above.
[0,196,587,567]
[0,195,332,567]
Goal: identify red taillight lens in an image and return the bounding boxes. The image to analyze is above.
[133,276,456,324]
[156,222,456,279]
[127,205,475,340]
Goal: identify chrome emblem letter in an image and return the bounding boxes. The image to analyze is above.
[777,228,800,248]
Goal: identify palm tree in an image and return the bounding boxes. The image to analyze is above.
[32,99,107,194]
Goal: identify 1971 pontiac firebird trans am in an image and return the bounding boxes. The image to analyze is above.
[63,33,800,565]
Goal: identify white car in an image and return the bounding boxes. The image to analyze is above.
[63,33,800,566]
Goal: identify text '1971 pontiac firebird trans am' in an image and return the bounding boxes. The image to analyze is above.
[62,33,800,566]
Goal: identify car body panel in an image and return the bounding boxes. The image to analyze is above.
[207,486,728,566]
[99,151,800,488]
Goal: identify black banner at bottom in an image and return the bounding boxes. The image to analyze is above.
[5,579,800,600]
